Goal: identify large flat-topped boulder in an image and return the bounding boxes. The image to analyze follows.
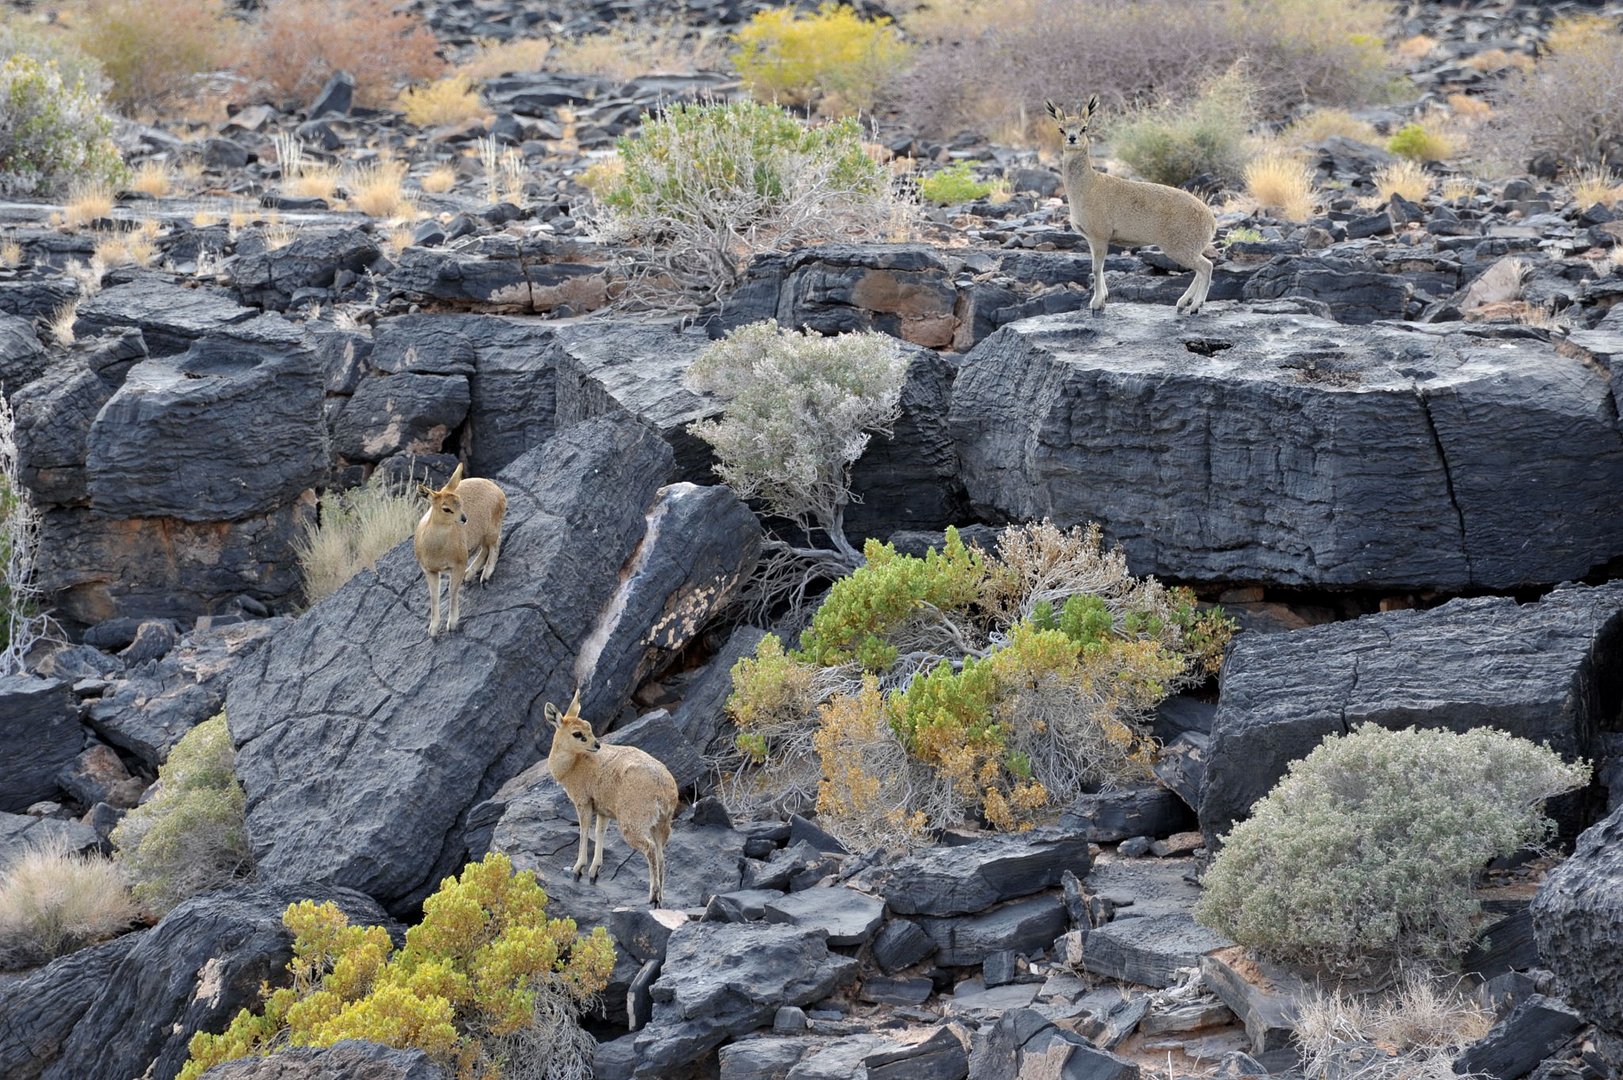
[227,416,759,911]
[950,307,1623,591]
[72,277,267,356]
[1199,582,1623,847]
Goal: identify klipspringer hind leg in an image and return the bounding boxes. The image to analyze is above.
[1176,252,1214,315]
[588,813,609,882]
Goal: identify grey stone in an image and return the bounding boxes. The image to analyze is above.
[198,1040,446,1079]
[1151,731,1209,812]
[0,312,46,398]
[669,626,766,752]
[229,227,380,310]
[1139,1000,1236,1035]
[1465,909,1539,980]
[84,325,326,521]
[1200,949,1302,1053]
[1453,995,1583,1080]
[0,811,100,868]
[1059,786,1193,843]
[0,933,141,1080]
[718,1036,817,1080]
[27,884,391,1080]
[864,1026,969,1080]
[11,330,145,506]
[919,893,1068,967]
[609,907,686,965]
[874,827,1092,917]
[73,278,262,357]
[967,1008,1139,1080]
[765,885,884,946]
[843,345,966,541]
[861,976,934,1006]
[333,371,470,462]
[1241,253,1410,323]
[950,309,1623,592]
[117,619,179,665]
[86,618,287,768]
[710,888,784,921]
[1079,914,1232,988]
[1085,855,1205,920]
[55,743,142,809]
[0,274,78,323]
[631,921,860,1078]
[1200,583,1623,848]
[307,70,355,118]
[0,677,82,812]
[946,977,1040,1016]
[1117,837,1152,858]
[982,949,1018,987]
[229,416,757,911]
[874,918,938,972]
[1532,803,1623,1035]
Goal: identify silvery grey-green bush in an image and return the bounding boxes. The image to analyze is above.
[1196,723,1588,972]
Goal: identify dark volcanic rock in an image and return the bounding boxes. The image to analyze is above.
[0,274,78,323]
[1532,804,1623,1035]
[1200,583,1623,847]
[72,278,261,357]
[968,1008,1139,1080]
[332,371,470,462]
[1059,786,1194,843]
[84,321,325,521]
[0,811,100,866]
[873,828,1092,917]
[229,227,381,310]
[0,312,46,397]
[918,893,1069,967]
[1078,914,1232,988]
[14,884,390,1080]
[229,416,757,911]
[12,328,146,506]
[950,308,1623,591]
[0,677,83,812]
[1241,253,1410,323]
[0,934,141,1080]
[631,921,859,1078]
[199,1041,443,1079]
[845,345,965,541]
[1453,994,1583,1080]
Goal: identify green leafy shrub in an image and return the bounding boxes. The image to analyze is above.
[686,321,908,563]
[1108,63,1256,189]
[594,100,907,303]
[0,53,124,198]
[296,473,423,607]
[917,161,994,205]
[1387,121,1457,161]
[720,521,1234,844]
[111,714,251,914]
[181,852,614,1080]
[1196,724,1590,973]
[0,838,137,969]
[733,2,911,116]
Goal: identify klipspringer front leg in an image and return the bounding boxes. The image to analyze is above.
[588,813,609,882]
[572,806,592,879]
[425,570,442,637]
[1087,236,1110,311]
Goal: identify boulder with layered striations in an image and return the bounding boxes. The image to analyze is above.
[1200,582,1623,847]
[950,307,1623,592]
[1533,804,1623,1036]
[228,416,759,911]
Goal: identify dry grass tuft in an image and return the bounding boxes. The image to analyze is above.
[1374,159,1432,203]
[297,472,423,605]
[290,165,339,202]
[1245,152,1315,221]
[0,838,138,969]
[48,302,78,346]
[420,162,459,194]
[548,19,726,81]
[130,160,173,197]
[1568,164,1623,208]
[385,224,415,256]
[455,36,551,82]
[1396,34,1437,62]
[1464,47,1533,73]
[63,181,115,228]
[0,241,22,268]
[1283,107,1380,146]
[1295,973,1494,1080]
[1447,93,1493,122]
[347,158,412,218]
[177,159,208,191]
[1440,176,1476,202]
[262,221,296,251]
[398,75,485,128]
[92,219,161,267]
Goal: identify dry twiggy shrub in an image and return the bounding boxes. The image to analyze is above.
[0,838,137,968]
[1295,973,1494,1080]
[1283,108,1380,146]
[69,0,238,112]
[454,36,551,81]
[548,19,726,81]
[1488,13,1623,170]
[239,0,444,109]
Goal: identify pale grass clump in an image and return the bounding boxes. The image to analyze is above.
[177,159,207,189]
[1463,47,1533,74]
[420,162,459,194]
[398,75,485,128]
[47,301,78,346]
[92,219,161,267]
[1567,164,1623,208]
[347,158,412,218]
[1245,152,1315,221]
[1374,159,1431,203]
[1612,245,1623,270]
[1447,93,1493,123]
[480,137,528,204]
[262,221,296,251]
[0,838,138,969]
[1439,176,1476,203]
[548,19,726,80]
[385,224,415,256]
[290,165,338,202]
[63,180,114,227]
[296,471,422,605]
[454,36,551,81]
[130,159,173,196]
[1283,107,1380,146]
[1295,973,1494,1080]
[0,240,21,268]
[1395,34,1436,62]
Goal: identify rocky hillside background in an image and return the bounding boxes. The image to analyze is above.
[1,0,1622,1077]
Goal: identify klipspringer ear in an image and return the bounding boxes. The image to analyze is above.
[1084,94,1099,120]
[564,688,582,718]
[1044,99,1062,120]
[418,483,434,498]
[445,463,465,490]
[544,701,562,727]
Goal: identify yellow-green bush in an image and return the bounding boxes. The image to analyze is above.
[111,714,250,914]
[1196,725,1589,973]
[722,522,1234,842]
[733,2,911,116]
[1108,64,1256,189]
[180,852,614,1080]
[917,161,994,205]
[1387,121,1457,161]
